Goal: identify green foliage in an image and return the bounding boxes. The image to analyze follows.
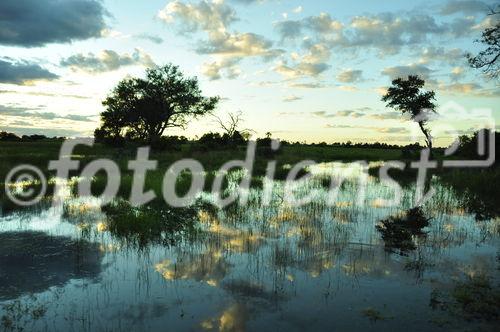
[382,75,437,149]
[97,64,219,144]
[101,199,201,247]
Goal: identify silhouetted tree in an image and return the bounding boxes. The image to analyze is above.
[213,110,253,140]
[97,64,219,144]
[467,8,500,78]
[382,75,437,150]
[0,131,21,141]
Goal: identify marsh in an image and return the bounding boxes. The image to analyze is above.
[0,159,498,331]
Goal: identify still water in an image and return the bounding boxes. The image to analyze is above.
[0,163,498,331]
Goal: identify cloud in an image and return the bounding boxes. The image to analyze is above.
[416,46,465,65]
[60,49,156,73]
[305,13,343,33]
[277,10,478,59]
[377,127,408,134]
[274,13,343,42]
[282,95,302,102]
[313,107,370,119]
[325,123,408,134]
[344,13,447,54]
[381,64,434,81]
[274,60,330,78]
[288,82,326,89]
[196,32,283,58]
[134,33,164,44]
[293,6,303,14]
[158,0,237,33]
[313,107,404,121]
[450,66,466,81]
[336,110,365,117]
[0,0,108,47]
[0,90,90,99]
[438,82,500,97]
[159,0,282,80]
[201,58,241,80]
[4,105,94,122]
[227,0,266,6]
[275,20,303,42]
[336,69,363,83]
[325,124,359,129]
[0,104,95,122]
[369,112,402,120]
[0,59,59,85]
[273,42,331,78]
[440,0,491,15]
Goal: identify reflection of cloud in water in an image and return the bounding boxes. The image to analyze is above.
[222,279,287,303]
[0,231,103,300]
[155,251,231,286]
[205,223,265,254]
[201,303,248,332]
[110,302,169,326]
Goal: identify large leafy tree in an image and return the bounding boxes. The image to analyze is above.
[382,75,437,150]
[97,64,219,143]
[467,9,500,78]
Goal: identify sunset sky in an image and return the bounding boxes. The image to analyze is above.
[0,0,498,146]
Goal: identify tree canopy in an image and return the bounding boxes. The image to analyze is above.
[382,75,437,149]
[96,64,219,144]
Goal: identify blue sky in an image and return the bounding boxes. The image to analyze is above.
[0,0,498,145]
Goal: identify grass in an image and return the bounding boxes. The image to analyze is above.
[0,140,404,214]
[1,140,498,221]
[431,275,500,322]
[100,199,204,247]
[451,275,500,321]
[0,141,404,182]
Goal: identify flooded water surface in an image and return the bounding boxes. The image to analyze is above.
[1,163,498,331]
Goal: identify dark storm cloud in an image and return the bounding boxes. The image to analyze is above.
[0,59,59,85]
[0,0,108,47]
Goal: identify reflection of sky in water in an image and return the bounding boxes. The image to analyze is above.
[0,163,498,331]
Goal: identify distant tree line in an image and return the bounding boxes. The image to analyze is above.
[0,131,65,142]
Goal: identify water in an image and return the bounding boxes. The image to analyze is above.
[0,163,498,331]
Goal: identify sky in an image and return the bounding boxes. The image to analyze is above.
[0,0,499,146]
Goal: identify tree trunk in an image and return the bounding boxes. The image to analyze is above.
[418,121,433,151]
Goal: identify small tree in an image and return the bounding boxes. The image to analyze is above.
[467,8,499,78]
[213,111,253,138]
[382,75,437,150]
[97,64,219,143]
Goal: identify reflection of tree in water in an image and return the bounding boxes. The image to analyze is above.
[376,207,431,256]
[0,232,103,300]
[101,199,201,247]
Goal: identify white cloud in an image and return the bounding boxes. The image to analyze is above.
[158,0,237,34]
[381,64,434,81]
[282,95,302,102]
[336,69,363,83]
[159,0,283,80]
[60,49,156,73]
